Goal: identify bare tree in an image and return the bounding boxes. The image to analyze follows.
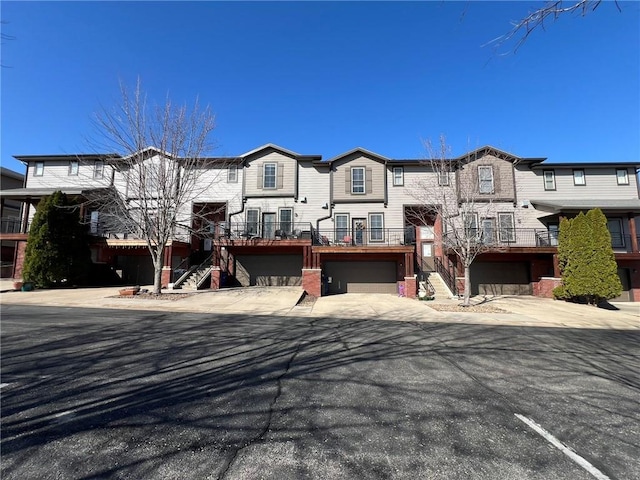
[88,80,221,294]
[408,137,499,306]
[488,0,621,52]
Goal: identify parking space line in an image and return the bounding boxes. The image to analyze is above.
[515,413,610,480]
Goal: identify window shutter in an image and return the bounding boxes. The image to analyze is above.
[345,167,351,194]
[277,162,284,189]
[493,166,500,193]
[365,167,372,194]
[257,165,263,189]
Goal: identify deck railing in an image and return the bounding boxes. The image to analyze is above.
[311,228,414,247]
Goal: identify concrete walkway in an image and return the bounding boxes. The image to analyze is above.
[1,279,638,329]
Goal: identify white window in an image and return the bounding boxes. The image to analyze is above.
[279,208,293,234]
[335,214,349,241]
[227,165,237,183]
[498,212,515,243]
[369,213,384,242]
[478,166,494,194]
[543,170,556,190]
[246,209,260,236]
[352,167,365,194]
[94,160,104,179]
[573,169,586,186]
[263,163,276,189]
[438,171,450,186]
[34,161,44,176]
[392,167,404,186]
[69,160,79,176]
[617,169,629,185]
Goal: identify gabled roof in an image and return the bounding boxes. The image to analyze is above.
[325,147,390,164]
[455,146,522,163]
[241,143,300,159]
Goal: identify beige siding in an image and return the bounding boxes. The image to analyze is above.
[457,154,516,202]
[332,154,385,202]
[515,165,640,201]
[244,151,296,197]
[26,160,112,189]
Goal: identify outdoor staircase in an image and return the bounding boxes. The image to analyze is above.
[424,272,455,299]
[172,255,213,291]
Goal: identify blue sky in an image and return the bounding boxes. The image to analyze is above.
[1,1,639,174]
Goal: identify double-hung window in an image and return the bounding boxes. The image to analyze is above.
[392,167,404,186]
[94,160,105,179]
[246,209,260,237]
[463,213,479,239]
[335,214,349,242]
[438,170,449,186]
[616,169,629,185]
[573,169,586,186]
[263,163,276,189]
[34,161,44,177]
[227,165,238,183]
[351,167,365,194]
[478,166,494,194]
[69,160,79,176]
[498,212,515,243]
[543,170,556,190]
[369,213,384,242]
[279,208,293,235]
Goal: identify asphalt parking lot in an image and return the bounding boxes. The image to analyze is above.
[1,304,638,479]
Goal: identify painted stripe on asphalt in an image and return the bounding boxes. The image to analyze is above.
[515,413,610,480]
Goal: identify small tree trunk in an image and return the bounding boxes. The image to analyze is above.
[463,264,471,306]
[152,251,164,295]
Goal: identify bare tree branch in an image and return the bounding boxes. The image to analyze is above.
[407,136,499,306]
[84,79,228,294]
[487,0,621,53]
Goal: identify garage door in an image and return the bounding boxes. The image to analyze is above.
[612,268,631,302]
[324,261,397,294]
[235,254,302,287]
[470,262,532,296]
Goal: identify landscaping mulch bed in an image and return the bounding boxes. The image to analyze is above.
[427,303,507,313]
[113,292,195,301]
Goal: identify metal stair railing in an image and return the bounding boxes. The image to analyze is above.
[173,253,213,289]
[434,257,457,296]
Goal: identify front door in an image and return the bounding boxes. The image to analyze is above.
[353,218,366,245]
[263,213,276,239]
[421,242,435,271]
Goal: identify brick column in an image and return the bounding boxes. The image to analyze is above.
[161,266,172,289]
[210,266,222,290]
[302,268,322,297]
[404,275,417,298]
[13,240,27,280]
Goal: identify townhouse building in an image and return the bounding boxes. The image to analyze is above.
[1,144,639,301]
